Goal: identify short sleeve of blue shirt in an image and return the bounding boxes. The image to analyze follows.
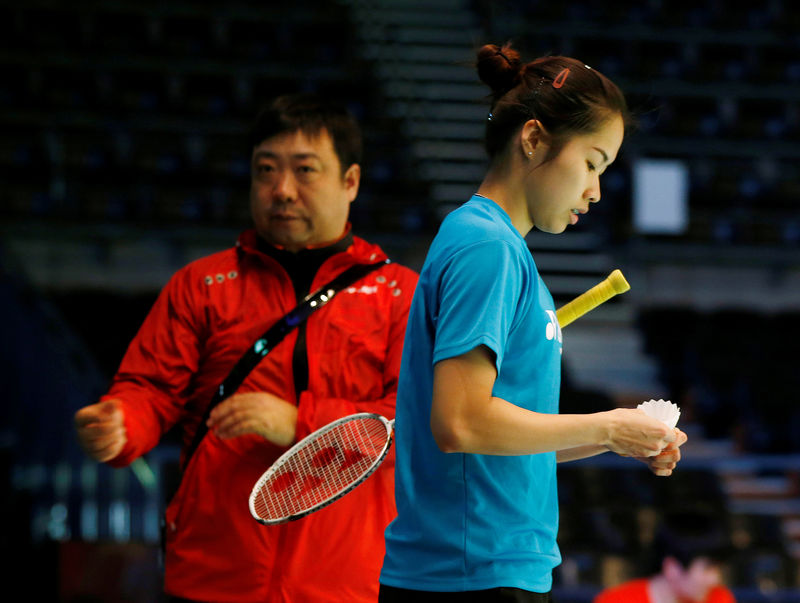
[433,239,527,372]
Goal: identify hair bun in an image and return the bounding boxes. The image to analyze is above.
[476,43,522,96]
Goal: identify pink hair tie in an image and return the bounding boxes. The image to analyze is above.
[552,68,570,89]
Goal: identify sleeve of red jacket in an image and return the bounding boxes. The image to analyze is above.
[294,266,417,440]
[103,268,206,467]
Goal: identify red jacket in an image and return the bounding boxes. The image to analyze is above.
[104,229,417,602]
[593,578,736,603]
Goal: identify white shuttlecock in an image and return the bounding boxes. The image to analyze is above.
[637,399,681,429]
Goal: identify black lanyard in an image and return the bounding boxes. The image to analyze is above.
[181,259,390,470]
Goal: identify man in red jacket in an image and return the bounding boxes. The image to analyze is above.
[74,93,418,602]
[593,511,735,603]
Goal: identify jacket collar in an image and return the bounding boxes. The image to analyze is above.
[236,227,387,266]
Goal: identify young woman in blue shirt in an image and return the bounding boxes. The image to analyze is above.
[380,43,688,602]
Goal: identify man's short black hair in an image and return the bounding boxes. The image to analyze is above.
[247,93,362,174]
[645,510,733,574]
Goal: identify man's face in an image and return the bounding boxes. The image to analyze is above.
[249,128,360,251]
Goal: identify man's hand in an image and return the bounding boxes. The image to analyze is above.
[207,392,298,446]
[74,399,127,462]
[637,428,688,476]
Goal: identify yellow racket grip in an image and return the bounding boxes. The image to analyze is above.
[556,269,630,328]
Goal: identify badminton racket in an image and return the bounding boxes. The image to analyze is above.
[249,269,631,524]
[249,412,393,524]
[555,269,630,327]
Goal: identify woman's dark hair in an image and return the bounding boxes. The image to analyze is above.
[247,93,363,174]
[476,42,632,160]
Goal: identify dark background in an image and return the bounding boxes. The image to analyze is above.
[2,0,800,601]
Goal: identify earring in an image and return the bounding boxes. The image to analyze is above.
[527,151,532,156]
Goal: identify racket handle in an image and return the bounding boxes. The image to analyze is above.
[556,269,630,328]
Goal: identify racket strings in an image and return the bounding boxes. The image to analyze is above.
[252,416,389,521]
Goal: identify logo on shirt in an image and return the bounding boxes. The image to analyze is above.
[346,275,403,297]
[347,284,379,295]
[545,310,563,353]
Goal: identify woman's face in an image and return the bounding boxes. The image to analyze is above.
[525,113,624,234]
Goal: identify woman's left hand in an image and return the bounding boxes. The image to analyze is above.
[637,428,688,476]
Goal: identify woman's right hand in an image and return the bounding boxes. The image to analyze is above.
[600,408,676,458]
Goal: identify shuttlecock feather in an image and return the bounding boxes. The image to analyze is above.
[637,399,680,429]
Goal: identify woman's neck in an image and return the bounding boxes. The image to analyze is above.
[477,164,532,236]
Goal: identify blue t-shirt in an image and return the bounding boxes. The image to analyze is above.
[381,195,563,593]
